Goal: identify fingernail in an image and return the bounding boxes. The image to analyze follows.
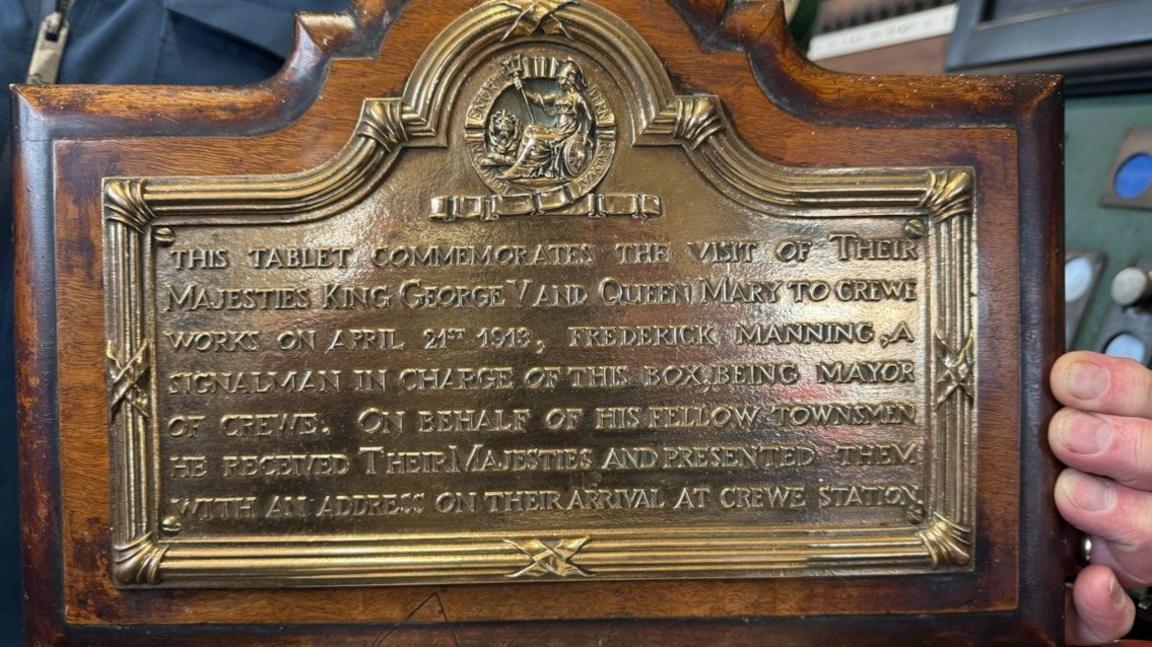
[1110,577,1127,608]
[1066,473,1114,511]
[1059,412,1110,454]
[1066,360,1107,400]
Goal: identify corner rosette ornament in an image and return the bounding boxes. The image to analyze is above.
[916,514,973,567]
[921,169,973,223]
[113,533,168,584]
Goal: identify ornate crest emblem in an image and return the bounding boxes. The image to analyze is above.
[466,55,615,200]
[436,53,658,220]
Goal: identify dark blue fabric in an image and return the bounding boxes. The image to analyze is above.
[0,0,350,641]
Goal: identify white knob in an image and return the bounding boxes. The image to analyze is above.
[1111,267,1152,307]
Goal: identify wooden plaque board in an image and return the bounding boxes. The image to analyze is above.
[14,0,1067,643]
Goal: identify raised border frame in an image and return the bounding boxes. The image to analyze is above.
[103,0,977,587]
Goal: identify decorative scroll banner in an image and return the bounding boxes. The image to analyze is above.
[430,192,662,221]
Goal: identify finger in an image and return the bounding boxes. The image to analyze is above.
[1066,565,1135,645]
[1085,538,1150,589]
[1049,408,1152,490]
[1056,470,1152,583]
[1051,351,1152,419]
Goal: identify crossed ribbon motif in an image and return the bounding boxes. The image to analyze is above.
[108,342,151,418]
[935,332,974,407]
[497,0,576,41]
[505,537,591,578]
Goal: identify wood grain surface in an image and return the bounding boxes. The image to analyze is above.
[13,0,1066,643]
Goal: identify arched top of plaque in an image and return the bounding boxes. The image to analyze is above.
[107,0,971,227]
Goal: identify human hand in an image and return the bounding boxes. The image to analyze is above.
[1049,351,1151,644]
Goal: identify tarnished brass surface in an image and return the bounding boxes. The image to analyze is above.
[102,0,976,587]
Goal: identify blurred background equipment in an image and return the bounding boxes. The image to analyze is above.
[807,0,957,74]
[947,0,1152,96]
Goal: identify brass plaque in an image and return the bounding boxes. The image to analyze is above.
[103,0,976,587]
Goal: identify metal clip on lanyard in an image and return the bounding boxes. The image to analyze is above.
[26,0,74,85]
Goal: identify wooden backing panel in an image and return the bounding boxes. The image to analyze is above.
[14,0,1064,642]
